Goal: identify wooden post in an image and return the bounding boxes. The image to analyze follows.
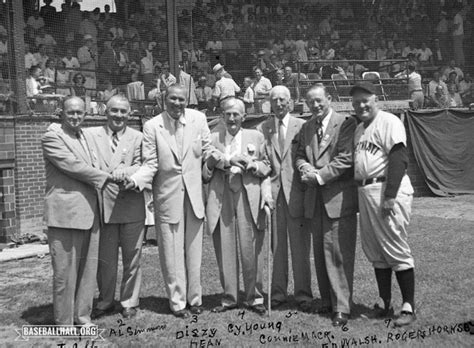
[9,0,27,114]
[166,0,179,78]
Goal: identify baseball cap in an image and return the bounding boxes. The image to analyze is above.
[349,81,376,96]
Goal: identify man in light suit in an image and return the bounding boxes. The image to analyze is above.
[126,84,213,319]
[257,86,313,312]
[295,84,358,326]
[203,97,272,316]
[86,95,145,319]
[42,96,111,325]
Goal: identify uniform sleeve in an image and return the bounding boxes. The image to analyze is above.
[381,115,407,155]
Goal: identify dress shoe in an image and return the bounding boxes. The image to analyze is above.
[173,309,190,319]
[316,305,332,314]
[211,305,237,313]
[332,312,349,327]
[394,311,416,327]
[250,304,267,316]
[372,303,394,319]
[297,301,313,313]
[270,299,285,309]
[91,306,114,319]
[189,305,204,315]
[122,307,137,319]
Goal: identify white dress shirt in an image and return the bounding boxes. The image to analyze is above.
[225,129,242,174]
[275,113,290,139]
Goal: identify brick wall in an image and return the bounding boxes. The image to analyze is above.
[0,117,16,242]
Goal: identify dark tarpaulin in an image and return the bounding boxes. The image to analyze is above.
[406,109,474,196]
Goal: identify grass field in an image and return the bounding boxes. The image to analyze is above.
[0,196,473,348]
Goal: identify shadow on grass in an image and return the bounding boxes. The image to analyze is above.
[21,303,54,325]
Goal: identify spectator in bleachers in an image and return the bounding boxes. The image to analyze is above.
[26,65,42,97]
[66,2,82,41]
[431,38,444,65]
[435,11,449,60]
[446,72,459,89]
[177,63,197,107]
[0,30,7,59]
[109,20,124,41]
[43,58,56,85]
[321,41,335,60]
[345,33,364,59]
[396,64,424,109]
[40,0,57,29]
[24,43,37,71]
[251,67,272,98]
[416,42,433,66]
[212,63,240,104]
[33,44,49,70]
[55,61,70,96]
[428,70,448,101]
[157,64,176,93]
[62,47,80,72]
[99,40,119,85]
[71,72,87,98]
[79,12,98,43]
[459,73,473,103]
[428,84,449,108]
[195,76,212,111]
[452,5,466,67]
[447,83,463,107]
[77,35,97,92]
[26,11,45,36]
[243,76,255,113]
[443,59,464,83]
[35,27,57,48]
[140,48,156,89]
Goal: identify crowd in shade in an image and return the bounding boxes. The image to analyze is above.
[0,0,474,111]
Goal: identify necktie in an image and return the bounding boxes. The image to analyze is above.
[175,119,183,158]
[76,131,91,161]
[316,118,323,144]
[278,119,285,153]
[111,132,118,153]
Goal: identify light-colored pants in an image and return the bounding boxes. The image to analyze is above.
[271,189,312,304]
[48,215,100,325]
[212,183,264,307]
[410,90,424,110]
[156,193,203,312]
[97,220,145,310]
[358,176,414,272]
[453,35,465,67]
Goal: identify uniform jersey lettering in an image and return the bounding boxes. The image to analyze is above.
[355,140,381,156]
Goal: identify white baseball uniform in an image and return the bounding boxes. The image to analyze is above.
[354,110,414,271]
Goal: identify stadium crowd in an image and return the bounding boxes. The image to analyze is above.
[0,0,474,111]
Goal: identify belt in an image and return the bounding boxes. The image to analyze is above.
[356,177,386,186]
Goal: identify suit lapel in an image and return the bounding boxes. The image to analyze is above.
[60,128,91,164]
[159,113,180,161]
[317,111,338,159]
[182,111,194,159]
[96,126,112,169]
[265,118,281,159]
[281,116,298,159]
[110,127,132,170]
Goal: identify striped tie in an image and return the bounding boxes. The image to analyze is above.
[111,132,118,153]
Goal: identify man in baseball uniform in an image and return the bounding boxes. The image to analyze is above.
[351,81,416,327]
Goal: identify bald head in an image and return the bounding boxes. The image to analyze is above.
[62,96,86,133]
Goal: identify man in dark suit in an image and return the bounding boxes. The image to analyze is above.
[86,95,145,319]
[295,84,358,326]
[42,96,111,325]
[257,86,313,312]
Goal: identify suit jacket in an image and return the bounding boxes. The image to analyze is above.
[42,123,109,230]
[86,126,145,224]
[295,110,358,219]
[203,128,271,234]
[131,108,212,224]
[257,115,306,218]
